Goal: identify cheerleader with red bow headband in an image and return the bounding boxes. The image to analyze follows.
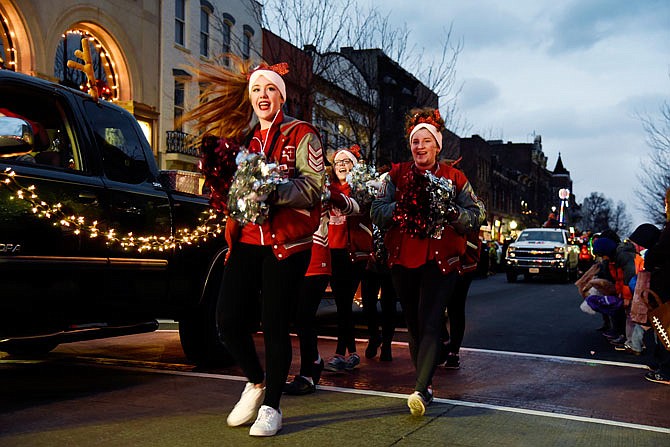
[371,107,486,418]
[322,143,374,374]
[184,55,325,437]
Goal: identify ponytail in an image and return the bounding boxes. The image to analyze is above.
[181,54,255,142]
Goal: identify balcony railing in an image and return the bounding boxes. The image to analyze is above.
[166,130,199,157]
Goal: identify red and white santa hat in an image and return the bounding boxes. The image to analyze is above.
[333,144,361,165]
[409,122,443,149]
[248,62,289,100]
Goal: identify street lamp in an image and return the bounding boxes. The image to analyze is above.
[558,188,570,224]
[509,220,518,238]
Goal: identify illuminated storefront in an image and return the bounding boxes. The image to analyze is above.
[0,12,15,70]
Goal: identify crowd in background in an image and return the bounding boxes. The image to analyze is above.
[575,193,670,385]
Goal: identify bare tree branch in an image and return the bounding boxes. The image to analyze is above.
[636,98,670,225]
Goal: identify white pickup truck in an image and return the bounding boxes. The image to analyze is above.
[504,228,579,282]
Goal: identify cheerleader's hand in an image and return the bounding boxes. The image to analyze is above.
[246,191,268,203]
[365,179,383,193]
[446,205,460,223]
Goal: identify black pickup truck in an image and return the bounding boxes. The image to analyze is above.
[0,70,231,366]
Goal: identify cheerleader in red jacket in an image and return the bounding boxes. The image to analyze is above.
[371,108,484,417]
[324,145,373,373]
[185,56,324,436]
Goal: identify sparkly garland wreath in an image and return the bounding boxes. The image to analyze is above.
[392,167,456,239]
[345,159,381,208]
[226,148,286,225]
[200,136,241,213]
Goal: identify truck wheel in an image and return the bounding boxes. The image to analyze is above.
[179,255,235,367]
[0,339,58,356]
[506,271,517,282]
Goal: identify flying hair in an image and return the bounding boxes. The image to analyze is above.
[181,54,256,142]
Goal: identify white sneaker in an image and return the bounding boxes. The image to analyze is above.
[226,382,265,427]
[249,405,282,436]
[407,391,430,417]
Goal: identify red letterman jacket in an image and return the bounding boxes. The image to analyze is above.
[231,111,324,259]
[371,161,484,275]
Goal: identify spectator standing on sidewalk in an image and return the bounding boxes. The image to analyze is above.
[371,108,485,417]
[324,145,373,373]
[615,223,660,356]
[187,57,324,436]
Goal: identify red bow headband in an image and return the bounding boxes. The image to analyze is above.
[405,109,444,138]
[247,62,290,80]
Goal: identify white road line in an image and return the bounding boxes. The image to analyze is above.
[83,361,670,435]
[157,329,651,370]
[322,334,651,370]
[317,384,670,434]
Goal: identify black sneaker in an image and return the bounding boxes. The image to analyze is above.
[324,355,346,372]
[645,370,670,385]
[344,353,360,371]
[380,344,392,361]
[444,353,460,369]
[608,335,626,346]
[283,375,316,395]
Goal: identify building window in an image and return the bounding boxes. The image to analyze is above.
[175,0,186,46]
[242,25,254,60]
[222,21,231,54]
[55,29,118,101]
[200,5,211,57]
[174,80,185,131]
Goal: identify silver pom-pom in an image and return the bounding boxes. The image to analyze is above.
[345,160,381,207]
[227,149,287,225]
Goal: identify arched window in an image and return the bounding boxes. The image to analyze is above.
[200,1,213,57]
[54,29,119,101]
[242,25,254,60]
[0,12,16,70]
[222,13,235,55]
[175,0,186,46]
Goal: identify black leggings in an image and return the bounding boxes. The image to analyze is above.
[330,249,366,355]
[220,243,310,410]
[392,263,458,394]
[361,268,397,345]
[443,272,474,354]
[292,274,330,377]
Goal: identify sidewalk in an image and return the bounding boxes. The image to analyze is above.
[1,332,668,446]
